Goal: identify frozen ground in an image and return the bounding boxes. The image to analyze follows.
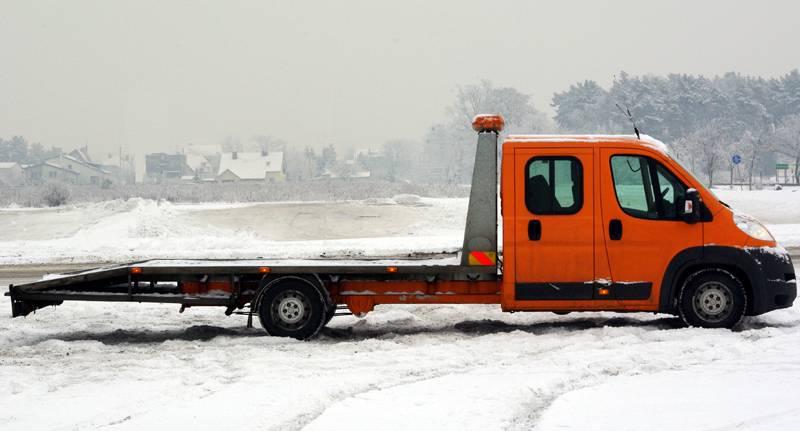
[1,280,798,431]
[0,196,467,265]
[0,188,798,265]
[1,189,799,430]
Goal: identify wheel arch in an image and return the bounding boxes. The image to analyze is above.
[659,246,759,315]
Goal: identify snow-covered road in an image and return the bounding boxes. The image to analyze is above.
[2,275,799,430]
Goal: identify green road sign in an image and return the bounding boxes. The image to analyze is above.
[776,163,790,170]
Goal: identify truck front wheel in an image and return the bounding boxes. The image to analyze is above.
[258,279,327,340]
[678,269,747,329]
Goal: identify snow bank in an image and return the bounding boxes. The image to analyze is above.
[0,198,468,265]
[1,188,799,266]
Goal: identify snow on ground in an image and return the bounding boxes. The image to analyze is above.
[0,197,467,265]
[0,188,798,265]
[1,278,799,431]
[1,189,799,430]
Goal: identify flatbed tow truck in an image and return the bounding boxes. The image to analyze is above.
[7,115,797,339]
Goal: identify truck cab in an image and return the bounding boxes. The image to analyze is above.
[498,129,796,327]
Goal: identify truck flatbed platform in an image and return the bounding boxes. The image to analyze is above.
[6,255,501,319]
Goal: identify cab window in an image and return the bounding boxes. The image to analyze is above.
[610,155,686,220]
[525,157,582,215]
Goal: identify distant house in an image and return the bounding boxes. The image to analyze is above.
[90,152,136,185]
[0,162,25,186]
[355,149,392,180]
[216,151,285,182]
[145,153,193,183]
[45,154,110,186]
[24,161,80,184]
[184,143,222,179]
[64,146,134,185]
[185,153,216,180]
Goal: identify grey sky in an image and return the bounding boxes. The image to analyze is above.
[1,0,799,157]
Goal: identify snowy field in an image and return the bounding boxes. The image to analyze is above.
[0,188,798,265]
[1,188,799,430]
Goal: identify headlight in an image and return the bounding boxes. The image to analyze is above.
[733,212,774,241]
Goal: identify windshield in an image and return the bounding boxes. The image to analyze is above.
[663,152,720,201]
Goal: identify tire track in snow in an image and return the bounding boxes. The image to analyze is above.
[269,336,579,430]
[508,322,800,430]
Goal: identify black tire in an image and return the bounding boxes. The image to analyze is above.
[258,278,327,340]
[678,269,747,329]
[324,301,336,325]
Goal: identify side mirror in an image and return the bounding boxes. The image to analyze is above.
[682,188,701,224]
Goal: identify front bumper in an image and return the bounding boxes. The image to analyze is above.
[745,247,796,315]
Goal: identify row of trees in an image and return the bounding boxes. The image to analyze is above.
[6,70,800,188]
[552,70,800,185]
[0,136,61,165]
[209,72,800,187]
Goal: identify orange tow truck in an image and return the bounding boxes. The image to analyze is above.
[8,115,796,339]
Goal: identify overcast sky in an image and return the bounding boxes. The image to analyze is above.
[1,0,799,157]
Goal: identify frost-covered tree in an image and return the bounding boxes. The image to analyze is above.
[774,114,800,184]
[0,136,61,164]
[422,80,552,184]
[221,136,242,152]
[551,80,612,133]
[321,144,337,173]
[552,69,800,183]
[382,139,419,182]
[251,135,287,152]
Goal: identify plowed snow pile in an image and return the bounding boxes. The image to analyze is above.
[0,197,467,264]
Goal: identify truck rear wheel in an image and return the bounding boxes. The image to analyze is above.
[258,279,327,340]
[678,269,747,329]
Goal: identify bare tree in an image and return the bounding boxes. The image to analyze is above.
[251,135,287,152]
[686,119,737,187]
[41,183,70,207]
[774,114,800,184]
[671,136,698,174]
[733,129,770,189]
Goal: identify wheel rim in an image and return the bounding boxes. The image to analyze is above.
[692,281,733,323]
[272,290,311,330]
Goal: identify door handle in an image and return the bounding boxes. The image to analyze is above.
[609,219,623,240]
[528,220,542,241]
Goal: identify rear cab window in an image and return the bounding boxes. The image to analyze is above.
[525,157,583,215]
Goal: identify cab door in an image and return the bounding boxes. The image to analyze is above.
[599,149,702,308]
[513,148,595,304]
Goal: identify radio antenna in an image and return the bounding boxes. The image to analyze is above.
[615,103,641,140]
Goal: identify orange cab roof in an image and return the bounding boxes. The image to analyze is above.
[505,134,670,154]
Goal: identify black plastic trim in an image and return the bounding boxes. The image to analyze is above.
[658,245,796,315]
[516,283,593,300]
[515,282,652,301]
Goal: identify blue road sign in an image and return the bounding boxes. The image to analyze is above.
[732,154,742,165]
